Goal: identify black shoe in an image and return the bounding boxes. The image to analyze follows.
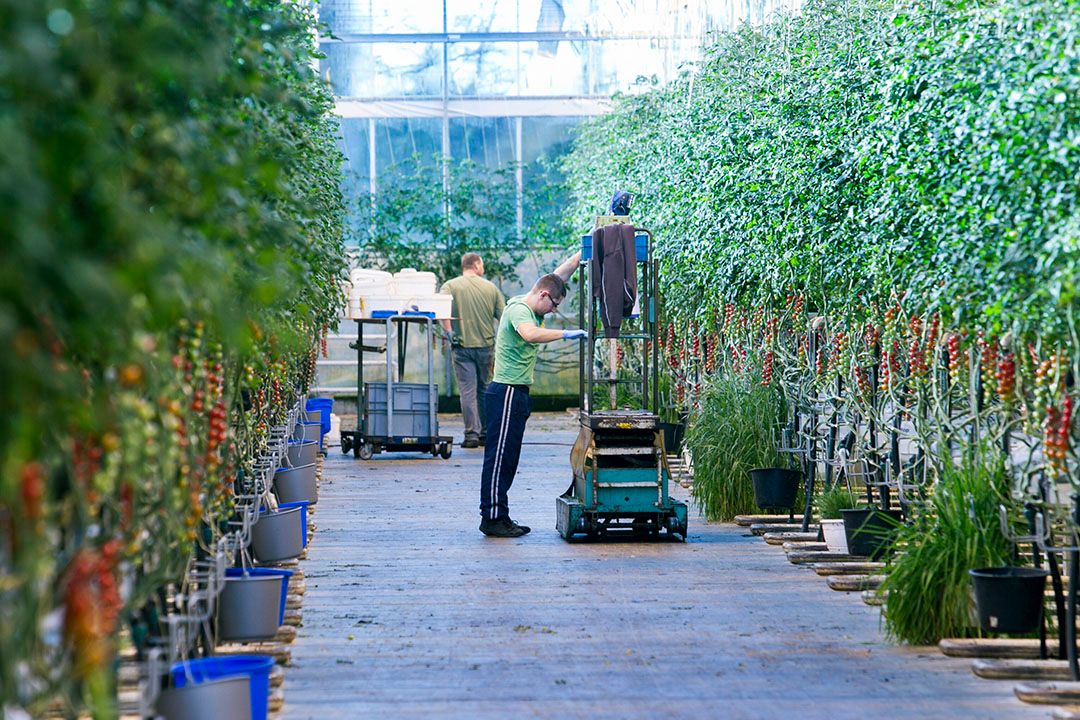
[461,436,479,449]
[479,518,528,538]
[478,435,486,446]
[507,517,530,534]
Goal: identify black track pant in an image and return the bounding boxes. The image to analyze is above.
[479,382,531,520]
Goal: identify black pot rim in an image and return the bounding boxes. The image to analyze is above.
[970,566,1050,579]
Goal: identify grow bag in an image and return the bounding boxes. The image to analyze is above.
[286,440,318,467]
[274,463,317,505]
[225,567,293,625]
[250,506,304,563]
[171,655,273,720]
[156,675,252,720]
[841,508,903,559]
[970,566,1049,634]
[217,572,283,643]
[749,468,801,510]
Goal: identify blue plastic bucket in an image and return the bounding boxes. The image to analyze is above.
[305,398,332,435]
[278,501,309,547]
[171,655,274,720]
[225,567,293,624]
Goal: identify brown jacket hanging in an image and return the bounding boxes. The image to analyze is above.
[591,223,637,339]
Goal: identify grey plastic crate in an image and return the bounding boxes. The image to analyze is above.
[363,382,438,437]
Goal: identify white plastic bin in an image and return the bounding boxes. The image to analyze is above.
[392,268,437,297]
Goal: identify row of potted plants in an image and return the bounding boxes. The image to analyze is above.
[0,1,347,716]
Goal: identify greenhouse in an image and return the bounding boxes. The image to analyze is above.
[1,0,1078,718]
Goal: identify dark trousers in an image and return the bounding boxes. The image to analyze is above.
[479,382,531,520]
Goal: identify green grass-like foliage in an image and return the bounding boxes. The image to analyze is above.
[879,449,1016,645]
[685,373,788,521]
[817,484,860,520]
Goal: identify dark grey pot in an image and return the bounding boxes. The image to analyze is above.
[250,506,304,563]
[286,441,318,467]
[216,573,283,643]
[274,463,318,505]
[156,675,252,720]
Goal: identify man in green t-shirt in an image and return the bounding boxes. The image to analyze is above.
[440,253,505,448]
[479,251,586,538]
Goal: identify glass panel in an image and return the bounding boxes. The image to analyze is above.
[516,38,586,96]
[321,42,443,98]
[374,118,442,174]
[318,0,444,35]
[340,118,373,190]
[449,117,516,168]
[587,38,682,96]
[522,117,579,242]
[446,0,519,33]
[447,42,518,97]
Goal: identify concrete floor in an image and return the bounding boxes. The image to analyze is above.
[283,412,1048,720]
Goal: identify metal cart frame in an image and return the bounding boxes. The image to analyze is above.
[557,225,688,540]
[341,315,453,460]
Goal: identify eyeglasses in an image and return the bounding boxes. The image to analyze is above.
[544,292,562,310]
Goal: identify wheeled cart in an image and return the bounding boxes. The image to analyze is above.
[341,315,453,460]
[557,224,688,540]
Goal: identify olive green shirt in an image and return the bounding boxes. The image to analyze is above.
[439,275,505,348]
[492,296,542,386]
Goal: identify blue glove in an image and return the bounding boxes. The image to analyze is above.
[562,329,588,340]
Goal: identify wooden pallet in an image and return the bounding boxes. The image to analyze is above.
[216,642,292,665]
[786,550,867,565]
[972,659,1071,681]
[784,541,829,553]
[763,531,821,545]
[284,607,303,627]
[939,638,1057,659]
[827,574,883,592]
[1052,706,1080,720]
[812,561,886,576]
[862,589,885,606]
[751,523,819,536]
[735,514,801,527]
[1015,681,1080,705]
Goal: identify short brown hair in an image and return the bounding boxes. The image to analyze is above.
[461,253,482,272]
[532,273,566,300]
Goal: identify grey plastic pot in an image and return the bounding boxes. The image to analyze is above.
[292,422,320,443]
[156,675,252,720]
[250,506,304,563]
[286,441,318,467]
[274,463,318,505]
[216,572,283,643]
[304,409,322,424]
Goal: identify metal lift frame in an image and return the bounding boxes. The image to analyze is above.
[557,225,688,540]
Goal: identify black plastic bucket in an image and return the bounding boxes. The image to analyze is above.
[660,422,685,453]
[970,566,1049,634]
[841,507,903,559]
[749,468,801,510]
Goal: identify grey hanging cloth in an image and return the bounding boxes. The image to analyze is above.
[536,0,565,57]
[591,223,638,339]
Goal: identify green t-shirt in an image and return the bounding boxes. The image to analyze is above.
[492,296,542,386]
[439,275,505,348]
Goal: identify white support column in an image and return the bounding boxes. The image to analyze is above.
[515,117,523,242]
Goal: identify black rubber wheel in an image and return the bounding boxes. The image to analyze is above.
[439,443,452,459]
[358,442,374,460]
[341,436,352,455]
[429,445,439,457]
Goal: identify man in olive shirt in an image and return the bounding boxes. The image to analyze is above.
[440,253,505,448]
[479,251,586,538]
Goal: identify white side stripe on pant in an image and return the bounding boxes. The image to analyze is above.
[489,386,514,519]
